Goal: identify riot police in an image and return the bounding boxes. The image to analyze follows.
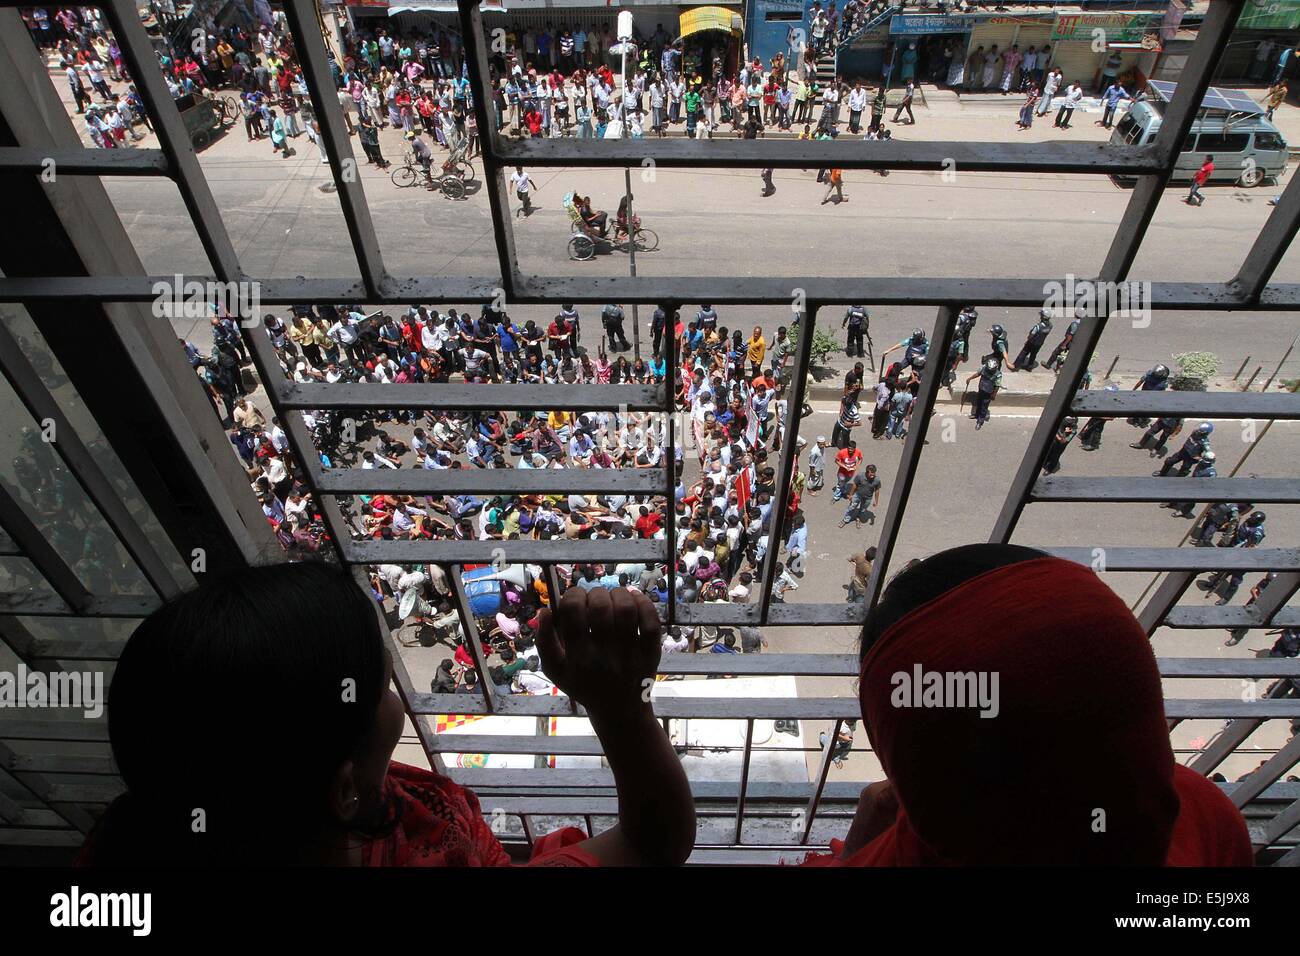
[842,304,871,364]
[601,303,631,352]
[1078,382,1120,451]
[1198,510,1267,605]
[1010,311,1053,371]
[1155,421,1213,477]
[1194,499,1249,547]
[965,354,1001,430]
[1041,415,1078,475]
[1164,449,1215,517]
[1127,363,1170,428]
[989,324,1011,372]
[1042,313,1081,372]
[1131,415,1183,456]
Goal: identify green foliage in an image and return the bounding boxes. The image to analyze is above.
[1172,351,1220,380]
[789,323,840,368]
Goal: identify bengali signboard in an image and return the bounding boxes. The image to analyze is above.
[1051,12,1158,43]
[1239,0,1300,31]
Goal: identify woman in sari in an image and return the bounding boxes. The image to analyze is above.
[81,564,694,867]
[801,544,1253,867]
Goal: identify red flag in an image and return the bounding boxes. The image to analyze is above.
[735,466,752,515]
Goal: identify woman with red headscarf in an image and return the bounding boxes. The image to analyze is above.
[803,543,1253,867]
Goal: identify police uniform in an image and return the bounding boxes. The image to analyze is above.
[1133,416,1182,454]
[1042,318,1079,371]
[1194,500,1238,547]
[1167,458,1215,517]
[1157,430,1210,477]
[843,305,869,359]
[602,304,630,351]
[1012,318,1052,371]
[1041,420,1076,474]
[972,358,999,428]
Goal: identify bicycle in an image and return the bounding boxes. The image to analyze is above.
[391,152,466,198]
[614,214,659,253]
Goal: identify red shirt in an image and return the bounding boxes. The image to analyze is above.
[836,448,862,477]
[1194,160,1214,185]
[635,512,663,538]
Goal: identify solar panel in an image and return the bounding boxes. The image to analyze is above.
[1148,80,1263,115]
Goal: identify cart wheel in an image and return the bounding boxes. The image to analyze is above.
[633,228,659,252]
[391,165,417,188]
[191,129,211,151]
[221,95,239,123]
[456,160,476,182]
[441,176,466,200]
[568,234,595,261]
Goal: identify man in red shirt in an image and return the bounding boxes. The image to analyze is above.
[1187,154,1214,206]
[834,440,863,501]
[634,505,663,538]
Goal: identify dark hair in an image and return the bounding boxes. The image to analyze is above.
[89,562,392,864]
[858,544,1047,660]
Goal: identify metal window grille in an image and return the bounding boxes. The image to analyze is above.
[0,0,1298,861]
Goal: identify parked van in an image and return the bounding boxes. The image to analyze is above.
[1110,80,1289,187]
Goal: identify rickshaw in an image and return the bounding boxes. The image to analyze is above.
[564,191,659,261]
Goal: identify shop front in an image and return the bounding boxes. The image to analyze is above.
[888,13,980,87]
[1049,10,1163,93]
[678,5,742,79]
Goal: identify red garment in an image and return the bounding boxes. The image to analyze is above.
[801,557,1253,867]
[362,762,597,866]
[1194,160,1214,185]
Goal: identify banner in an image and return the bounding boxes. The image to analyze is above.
[1052,12,1158,43]
[1239,0,1300,31]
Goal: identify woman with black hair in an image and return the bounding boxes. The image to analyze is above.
[801,543,1252,867]
[81,563,695,867]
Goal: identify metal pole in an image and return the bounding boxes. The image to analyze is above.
[1260,329,1300,393]
[1233,355,1253,381]
[1241,366,1262,392]
[1104,354,1120,380]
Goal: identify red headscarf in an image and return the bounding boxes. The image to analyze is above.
[805,556,1252,866]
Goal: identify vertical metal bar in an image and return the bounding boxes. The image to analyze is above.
[664,302,678,629]
[732,718,754,846]
[0,483,91,613]
[449,562,500,711]
[281,0,388,298]
[355,565,446,773]
[0,319,185,600]
[1233,163,1300,299]
[800,717,842,846]
[756,305,816,619]
[101,0,242,280]
[1228,732,1300,809]
[542,563,578,715]
[862,305,957,610]
[1188,678,1289,776]
[457,0,519,293]
[242,327,350,565]
[990,0,1242,545]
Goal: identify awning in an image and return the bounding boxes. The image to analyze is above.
[679,6,740,39]
[386,1,506,12]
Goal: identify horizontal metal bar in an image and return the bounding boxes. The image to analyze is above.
[1163,606,1300,629]
[279,382,665,412]
[429,734,603,755]
[1042,547,1300,572]
[315,467,664,496]
[343,537,665,565]
[38,781,123,803]
[511,275,1265,309]
[4,753,116,775]
[0,829,85,847]
[492,138,1165,175]
[1157,658,1300,678]
[0,147,169,176]
[1032,477,1300,504]
[1164,700,1300,719]
[1071,390,1300,419]
[5,274,1300,310]
[672,602,869,627]
[0,275,501,304]
[0,594,156,618]
[0,720,110,742]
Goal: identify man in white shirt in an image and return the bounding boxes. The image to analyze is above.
[1054,82,1082,129]
[846,82,868,133]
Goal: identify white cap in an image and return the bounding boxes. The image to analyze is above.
[816,435,827,444]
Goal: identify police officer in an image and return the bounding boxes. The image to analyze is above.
[1225,571,1277,645]
[1010,311,1052,371]
[1078,382,1120,451]
[1194,499,1245,547]
[1164,449,1215,517]
[1131,415,1183,456]
[1042,312,1081,372]
[1198,510,1267,604]
[696,303,719,333]
[943,336,964,389]
[1155,421,1212,477]
[880,328,929,370]
[1041,415,1078,475]
[843,304,870,362]
[989,324,1012,375]
[965,354,1001,430]
[1127,363,1170,428]
[651,304,674,357]
[601,303,630,351]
